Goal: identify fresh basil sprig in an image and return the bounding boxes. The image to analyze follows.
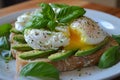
[20,62,60,80]
[98,46,120,68]
[24,3,86,31]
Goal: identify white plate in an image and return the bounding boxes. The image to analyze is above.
[0,8,120,80]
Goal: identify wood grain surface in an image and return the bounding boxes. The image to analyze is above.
[0,0,120,18]
[0,0,120,80]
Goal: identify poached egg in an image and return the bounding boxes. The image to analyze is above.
[66,17,107,50]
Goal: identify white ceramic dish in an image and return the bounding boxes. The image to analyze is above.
[0,8,120,80]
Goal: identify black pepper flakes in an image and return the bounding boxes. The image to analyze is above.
[78,73,81,77]
[44,35,47,38]
[35,32,39,36]
[97,32,100,34]
[77,69,81,71]
[60,40,63,43]
[88,73,91,75]
[39,41,43,44]
[47,32,52,35]
[51,45,53,48]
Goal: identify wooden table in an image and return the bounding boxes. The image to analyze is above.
[0,0,120,80]
[0,0,120,17]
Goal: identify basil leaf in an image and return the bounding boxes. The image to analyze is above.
[47,21,58,31]
[40,3,55,20]
[0,36,10,51]
[98,46,120,68]
[24,17,48,30]
[57,6,86,23]
[112,35,120,45]
[49,3,69,8]
[20,62,60,80]
[0,23,12,37]
[0,36,12,62]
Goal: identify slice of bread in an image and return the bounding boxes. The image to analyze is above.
[10,32,118,74]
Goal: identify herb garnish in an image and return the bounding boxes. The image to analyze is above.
[98,35,120,68]
[98,46,120,68]
[20,62,60,80]
[0,23,13,62]
[24,3,86,31]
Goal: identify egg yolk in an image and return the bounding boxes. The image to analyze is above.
[64,27,95,50]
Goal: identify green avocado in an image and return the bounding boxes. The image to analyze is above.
[10,28,22,34]
[12,44,33,51]
[75,38,108,57]
[13,34,26,43]
[19,50,57,60]
[48,49,78,61]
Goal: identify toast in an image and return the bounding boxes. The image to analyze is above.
[10,32,118,73]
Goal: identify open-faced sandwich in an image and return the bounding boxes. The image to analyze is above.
[0,3,120,80]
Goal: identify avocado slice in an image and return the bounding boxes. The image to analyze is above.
[10,28,22,34]
[12,44,33,51]
[19,50,57,60]
[13,34,26,43]
[48,49,78,61]
[75,38,108,57]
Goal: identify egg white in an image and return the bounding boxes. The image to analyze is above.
[24,29,70,50]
